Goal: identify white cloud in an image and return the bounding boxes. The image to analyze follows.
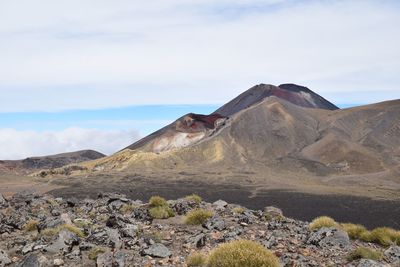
[0,0,399,112]
[0,127,140,160]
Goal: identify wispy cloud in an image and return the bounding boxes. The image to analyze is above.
[0,128,140,160]
[0,0,399,112]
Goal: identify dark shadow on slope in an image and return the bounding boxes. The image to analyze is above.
[49,178,400,229]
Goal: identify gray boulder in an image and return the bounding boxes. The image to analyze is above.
[142,243,171,258]
[204,217,226,231]
[88,228,122,249]
[213,200,228,211]
[189,233,206,248]
[120,224,138,238]
[45,230,80,254]
[307,227,350,248]
[172,198,197,215]
[0,193,7,207]
[16,254,40,267]
[114,251,127,267]
[357,259,390,267]
[384,246,400,264]
[0,249,11,267]
[97,251,113,267]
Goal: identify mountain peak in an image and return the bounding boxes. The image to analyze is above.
[213,83,338,117]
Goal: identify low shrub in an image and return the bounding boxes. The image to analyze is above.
[186,252,207,267]
[232,207,245,214]
[120,204,136,214]
[184,209,213,225]
[88,246,106,260]
[24,220,39,232]
[361,227,400,247]
[149,206,175,219]
[309,216,338,230]
[40,224,85,238]
[40,227,59,237]
[347,247,383,261]
[185,194,202,204]
[150,231,164,243]
[62,224,86,238]
[207,240,280,267]
[73,218,92,229]
[341,223,368,239]
[149,196,167,207]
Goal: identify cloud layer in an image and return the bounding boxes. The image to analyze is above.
[0,0,399,112]
[0,128,140,160]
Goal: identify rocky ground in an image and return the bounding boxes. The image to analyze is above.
[0,191,399,267]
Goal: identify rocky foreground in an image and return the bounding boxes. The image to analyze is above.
[0,191,399,267]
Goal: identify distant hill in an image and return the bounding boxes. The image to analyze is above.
[0,150,105,175]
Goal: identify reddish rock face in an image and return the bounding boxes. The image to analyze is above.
[176,114,226,132]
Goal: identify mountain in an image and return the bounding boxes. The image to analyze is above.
[124,84,338,153]
[214,83,338,117]
[0,150,105,175]
[36,84,400,199]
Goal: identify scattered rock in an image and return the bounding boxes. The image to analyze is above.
[212,200,228,210]
[96,252,113,267]
[53,258,64,266]
[0,193,6,207]
[384,246,400,264]
[204,217,226,231]
[45,230,79,254]
[357,259,390,267]
[16,254,40,267]
[142,244,171,258]
[0,192,393,267]
[172,199,197,215]
[0,249,11,267]
[189,233,206,248]
[307,227,350,248]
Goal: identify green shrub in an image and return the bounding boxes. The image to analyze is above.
[341,223,368,239]
[73,218,92,229]
[40,224,85,238]
[62,224,86,238]
[149,206,175,219]
[232,207,245,214]
[149,196,168,207]
[184,209,213,225]
[88,246,106,260]
[150,231,164,243]
[361,227,400,247]
[309,216,338,230]
[207,240,280,267]
[24,220,39,232]
[120,204,136,214]
[41,227,59,237]
[185,194,202,204]
[347,247,383,261]
[186,252,207,267]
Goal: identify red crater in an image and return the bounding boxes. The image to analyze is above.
[176,113,226,132]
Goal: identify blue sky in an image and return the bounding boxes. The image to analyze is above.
[0,0,399,159]
[0,105,219,134]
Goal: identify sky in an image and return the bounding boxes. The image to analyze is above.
[0,0,399,159]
